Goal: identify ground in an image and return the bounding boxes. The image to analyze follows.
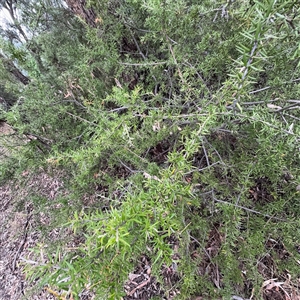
[1,123,300,300]
[0,182,52,300]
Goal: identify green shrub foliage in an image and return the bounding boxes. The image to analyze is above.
[1,0,299,299]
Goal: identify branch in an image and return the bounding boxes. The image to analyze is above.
[202,144,210,167]
[0,53,30,85]
[12,214,32,271]
[233,40,259,111]
[182,61,212,96]
[249,86,271,94]
[197,189,287,222]
[127,27,157,85]
[119,61,167,66]
[272,102,299,113]
[119,160,141,173]
[65,111,98,126]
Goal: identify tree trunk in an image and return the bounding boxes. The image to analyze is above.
[65,0,97,28]
[0,53,30,85]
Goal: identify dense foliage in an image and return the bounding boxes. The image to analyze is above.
[0,0,299,299]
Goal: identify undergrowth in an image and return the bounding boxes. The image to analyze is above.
[1,0,300,299]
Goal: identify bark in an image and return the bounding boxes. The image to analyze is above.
[65,0,97,28]
[0,53,30,85]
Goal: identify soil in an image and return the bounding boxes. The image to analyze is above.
[0,177,58,300]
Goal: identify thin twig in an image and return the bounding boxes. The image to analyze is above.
[119,61,167,66]
[203,137,225,166]
[242,99,280,105]
[282,113,300,121]
[12,214,32,271]
[249,78,300,95]
[202,144,210,167]
[184,162,221,175]
[65,112,98,126]
[108,106,129,113]
[164,67,174,99]
[233,41,259,112]
[280,114,288,126]
[166,36,185,84]
[122,20,154,33]
[249,86,271,94]
[127,28,158,83]
[119,160,141,173]
[182,61,212,95]
[219,112,298,137]
[212,197,286,222]
[190,235,212,260]
[272,102,299,113]
[128,277,151,296]
[24,132,52,145]
[240,41,258,85]
[129,30,147,60]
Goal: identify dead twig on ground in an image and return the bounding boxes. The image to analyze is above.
[12,214,32,271]
[127,277,151,297]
